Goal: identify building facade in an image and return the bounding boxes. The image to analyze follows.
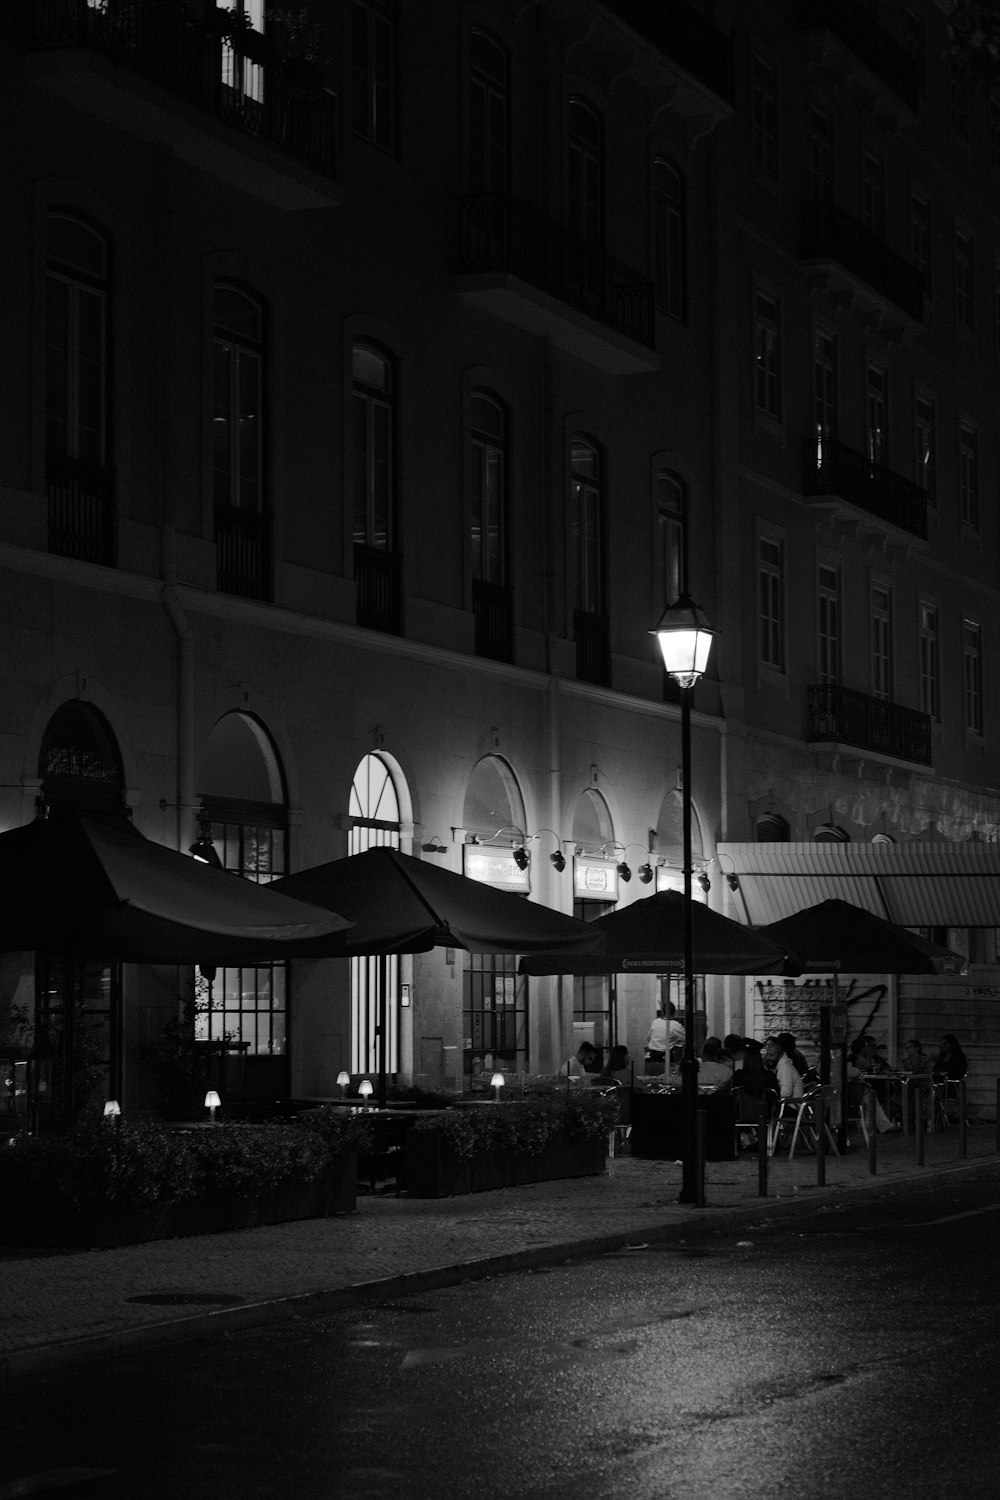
[2,0,1000,1126]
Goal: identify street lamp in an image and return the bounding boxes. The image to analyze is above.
[652,592,715,1206]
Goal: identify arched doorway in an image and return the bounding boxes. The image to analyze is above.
[349,753,403,1076]
[195,713,290,1104]
[32,702,127,1127]
[461,756,528,1085]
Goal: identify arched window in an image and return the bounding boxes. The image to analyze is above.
[462,755,525,842]
[755,813,790,842]
[468,28,508,194]
[572,788,614,855]
[814,824,849,843]
[656,789,704,866]
[349,753,402,1075]
[196,714,289,1095]
[654,158,687,321]
[45,211,112,564]
[38,701,125,816]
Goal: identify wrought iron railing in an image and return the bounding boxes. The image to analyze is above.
[46,452,115,565]
[801,200,924,324]
[473,577,514,664]
[355,544,401,634]
[600,0,735,104]
[574,609,611,688]
[797,0,921,112]
[30,0,337,180]
[460,192,655,350]
[215,505,272,600]
[808,683,932,766]
[803,438,927,540]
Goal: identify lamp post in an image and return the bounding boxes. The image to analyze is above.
[653,592,715,1206]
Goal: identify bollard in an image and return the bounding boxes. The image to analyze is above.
[816,1089,826,1188]
[757,1097,769,1197]
[996,1080,1000,1154]
[866,1089,877,1175]
[915,1083,925,1166]
[959,1078,968,1159]
[695,1103,706,1208]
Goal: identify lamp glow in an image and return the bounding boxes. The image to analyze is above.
[652,593,715,689]
[358,1078,374,1105]
[103,1099,121,1119]
[204,1089,221,1123]
[337,1070,351,1098]
[490,1071,505,1101]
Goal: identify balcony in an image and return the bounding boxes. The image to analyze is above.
[801,202,924,327]
[803,438,928,542]
[574,610,611,688]
[457,193,658,376]
[46,452,115,566]
[473,578,514,664]
[600,0,735,105]
[797,0,921,114]
[808,684,932,768]
[215,506,272,601]
[29,0,339,211]
[355,545,401,635]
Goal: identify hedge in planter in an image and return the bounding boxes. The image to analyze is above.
[405,1090,618,1198]
[0,1110,370,1248]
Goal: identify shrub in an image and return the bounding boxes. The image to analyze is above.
[412,1091,619,1160]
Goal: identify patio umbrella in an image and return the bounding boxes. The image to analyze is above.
[518,889,797,976]
[0,812,353,966]
[271,846,606,958]
[756,899,967,977]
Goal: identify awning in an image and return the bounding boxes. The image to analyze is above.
[716,841,1000,928]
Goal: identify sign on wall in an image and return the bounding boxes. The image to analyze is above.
[573,856,619,902]
[463,845,531,892]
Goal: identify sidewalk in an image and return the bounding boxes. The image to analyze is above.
[3,1126,996,1379]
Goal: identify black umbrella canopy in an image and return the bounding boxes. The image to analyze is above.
[519,889,798,976]
[757,898,967,976]
[0,812,353,965]
[271,846,607,957]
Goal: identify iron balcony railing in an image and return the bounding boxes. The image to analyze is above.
[473,577,514,664]
[574,609,611,688]
[600,0,735,104]
[355,544,401,635]
[808,683,932,767]
[460,192,655,351]
[803,437,928,540]
[46,452,115,566]
[801,201,924,324]
[215,505,272,601]
[797,0,921,113]
[31,0,337,180]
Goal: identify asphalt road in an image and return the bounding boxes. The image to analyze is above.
[5,1166,1000,1500]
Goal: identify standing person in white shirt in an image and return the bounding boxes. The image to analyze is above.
[645,1002,684,1075]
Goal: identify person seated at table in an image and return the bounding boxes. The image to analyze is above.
[599,1044,632,1086]
[932,1033,968,1123]
[900,1038,934,1076]
[563,1041,598,1078]
[847,1041,899,1133]
[776,1030,811,1080]
[763,1035,804,1101]
[697,1036,733,1090]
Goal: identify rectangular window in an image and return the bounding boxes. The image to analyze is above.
[751,55,778,177]
[758,536,784,670]
[812,329,836,455]
[919,603,940,720]
[871,584,893,701]
[914,395,935,505]
[817,563,841,685]
[656,471,686,604]
[654,159,687,321]
[755,291,781,420]
[911,196,932,301]
[994,256,1000,362]
[862,149,885,239]
[809,107,833,200]
[950,57,969,139]
[964,621,983,735]
[960,421,979,527]
[352,0,395,151]
[991,92,1000,172]
[904,10,925,96]
[866,363,888,466]
[955,231,975,332]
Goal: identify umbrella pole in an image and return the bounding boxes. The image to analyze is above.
[62,944,75,1130]
[377,952,387,1110]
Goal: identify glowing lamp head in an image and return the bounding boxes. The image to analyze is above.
[358,1079,374,1101]
[652,594,715,689]
[103,1099,121,1118]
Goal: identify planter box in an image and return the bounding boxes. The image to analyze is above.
[0,1151,357,1249]
[405,1129,606,1199]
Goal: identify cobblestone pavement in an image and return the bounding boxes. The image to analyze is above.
[2,1127,994,1377]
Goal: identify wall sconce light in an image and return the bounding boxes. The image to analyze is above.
[727,872,740,892]
[358,1079,374,1106]
[617,860,632,882]
[698,871,711,894]
[189,817,222,867]
[638,862,654,884]
[490,1071,505,1101]
[204,1090,221,1123]
[103,1099,121,1120]
[337,1070,351,1098]
[420,836,448,854]
[550,850,566,872]
[513,845,529,870]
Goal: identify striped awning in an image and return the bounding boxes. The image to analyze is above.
[715,842,1000,928]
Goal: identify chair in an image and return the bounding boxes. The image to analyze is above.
[733,1087,772,1153]
[933,1074,967,1130]
[770,1086,840,1158]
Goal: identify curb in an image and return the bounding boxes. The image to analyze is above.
[5,1152,992,1382]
